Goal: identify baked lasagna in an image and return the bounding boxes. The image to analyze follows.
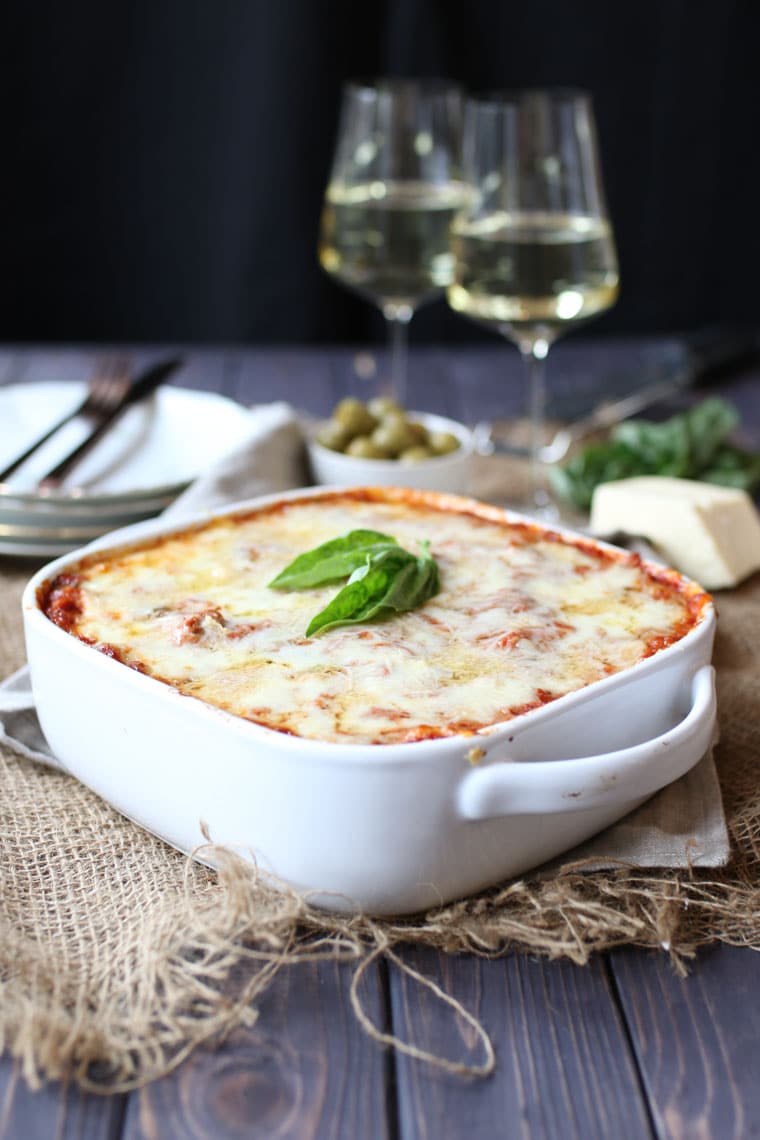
[40,488,710,745]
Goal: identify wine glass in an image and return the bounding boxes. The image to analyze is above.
[447,88,620,515]
[319,79,466,405]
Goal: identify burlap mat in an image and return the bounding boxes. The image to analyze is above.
[1,449,758,1091]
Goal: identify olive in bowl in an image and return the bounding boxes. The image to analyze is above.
[308,399,474,492]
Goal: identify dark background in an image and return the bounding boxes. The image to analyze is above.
[2,0,758,346]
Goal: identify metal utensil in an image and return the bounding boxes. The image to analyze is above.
[0,357,132,483]
[37,357,184,491]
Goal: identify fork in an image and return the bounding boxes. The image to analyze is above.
[0,357,132,484]
[37,356,183,491]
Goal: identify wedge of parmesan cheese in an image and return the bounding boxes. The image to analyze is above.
[590,476,760,589]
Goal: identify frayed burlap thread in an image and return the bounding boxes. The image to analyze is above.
[2,553,760,1091]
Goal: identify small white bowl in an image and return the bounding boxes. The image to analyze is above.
[306,410,474,493]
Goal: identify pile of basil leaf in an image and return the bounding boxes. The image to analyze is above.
[550,397,760,511]
[269,529,440,636]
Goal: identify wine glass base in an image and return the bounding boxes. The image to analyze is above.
[499,500,561,524]
[477,465,563,523]
[525,499,561,524]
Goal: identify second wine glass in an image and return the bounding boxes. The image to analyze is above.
[319,79,466,405]
[448,88,620,515]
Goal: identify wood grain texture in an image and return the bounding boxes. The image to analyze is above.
[0,346,230,397]
[325,345,468,423]
[122,957,391,1140]
[388,946,654,1140]
[231,344,473,423]
[233,348,338,418]
[401,347,468,423]
[0,1057,126,1140]
[611,943,760,1140]
[3,342,760,1140]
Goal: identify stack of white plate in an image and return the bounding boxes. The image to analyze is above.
[0,381,255,558]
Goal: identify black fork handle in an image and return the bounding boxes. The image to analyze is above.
[38,357,184,490]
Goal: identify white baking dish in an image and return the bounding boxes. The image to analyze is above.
[22,487,717,916]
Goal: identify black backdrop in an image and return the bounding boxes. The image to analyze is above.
[2,0,759,345]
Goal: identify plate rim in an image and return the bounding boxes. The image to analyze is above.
[0,381,251,506]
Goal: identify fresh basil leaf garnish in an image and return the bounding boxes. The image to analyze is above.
[305,547,415,636]
[269,530,441,636]
[268,529,397,589]
[305,542,440,636]
[389,539,440,610]
[550,397,760,511]
[701,444,760,490]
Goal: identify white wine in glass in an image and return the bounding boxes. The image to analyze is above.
[448,89,620,515]
[319,79,467,404]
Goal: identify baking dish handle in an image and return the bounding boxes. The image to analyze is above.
[457,665,716,819]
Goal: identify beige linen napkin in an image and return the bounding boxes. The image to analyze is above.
[163,401,309,520]
[540,735,728,872]
[0,402,730,870]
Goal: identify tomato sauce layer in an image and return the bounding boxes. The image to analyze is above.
[39,489,710,745]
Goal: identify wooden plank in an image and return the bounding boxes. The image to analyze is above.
[389,946,654,1140]
[319,344,467,422]
[447,346,526,425]
[255,344,466,421]
[611,943,760,1139]
[403,348,467,422]
[0,347,101,386]
[322,346,391,413]
[233,348,338,417]
[0,346,231,391]
[157,348,232,396]
[122,957,392,1140]
[0,1055,125,1140]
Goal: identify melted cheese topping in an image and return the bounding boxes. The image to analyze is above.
[41,489,709,745]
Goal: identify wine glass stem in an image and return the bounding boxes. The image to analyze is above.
[521,337,552,514]
[383,304,414,406]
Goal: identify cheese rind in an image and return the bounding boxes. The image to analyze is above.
[590,476,760,589]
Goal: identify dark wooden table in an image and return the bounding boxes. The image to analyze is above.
[2,340,760,1140]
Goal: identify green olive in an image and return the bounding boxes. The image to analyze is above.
[406,420,429,444]
[371,416,418,456]
[400,445,435,463]
[315,420,352,452]
[345,436,389,459]
[428,430,460,455]
[325,397,463,463]
[333,398,377,437]
[367,396,403,419]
